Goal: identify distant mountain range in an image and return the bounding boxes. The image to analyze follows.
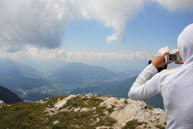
[68,76,164,109]
[0,58,48,90]
[0,58,134,90]
[17,64,137,101]
[70,76,137,97]
[0,86,22,104]
[0,58,163,108]
[48,63,132,89]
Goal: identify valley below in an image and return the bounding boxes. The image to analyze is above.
[0,58,163,109]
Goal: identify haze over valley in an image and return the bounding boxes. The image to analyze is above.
[0,58,138,99]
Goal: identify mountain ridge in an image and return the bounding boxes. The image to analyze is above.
[68,76,164,109]
[48,62,130,89]
[0,58,48,90]
[0,85,22,104]
[0,94,165,129]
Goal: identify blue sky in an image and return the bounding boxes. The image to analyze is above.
[0,0,193,72]
[62,2,193,53]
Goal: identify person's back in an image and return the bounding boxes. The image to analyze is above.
[164,23,193,128]
[160,65,193,128]
[128,23,193,129]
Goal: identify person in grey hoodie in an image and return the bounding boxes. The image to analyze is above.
[128,23,193,129]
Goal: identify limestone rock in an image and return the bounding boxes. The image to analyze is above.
[46,95,166,129]
[0,100,4,108]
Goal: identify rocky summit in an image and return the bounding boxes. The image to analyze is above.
[0,94,166,129]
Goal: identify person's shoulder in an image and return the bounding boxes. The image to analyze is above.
[158,67,179,78]
[159,67,180,78]
[157,68,179,84]
[166,67,179,72]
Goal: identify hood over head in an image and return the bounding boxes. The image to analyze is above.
[178,23,193,65]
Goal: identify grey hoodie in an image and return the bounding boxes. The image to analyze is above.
[129,23,193,129]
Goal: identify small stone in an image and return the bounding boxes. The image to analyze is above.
[53,120,60,125]
[80,108,92,112]
[74,107,80,112]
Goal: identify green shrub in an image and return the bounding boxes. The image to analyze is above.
[122,119,144,129]
[156,125,165,129]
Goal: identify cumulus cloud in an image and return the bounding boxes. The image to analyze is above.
[157,46,178,56]
[0,48,153,62]
[0,0,77,49]
[0,0,192,50]
[153,0,193,11]
[77,0,144,42]
[66,51,152,61]
[0,0,144,49]
[157,46,169,56]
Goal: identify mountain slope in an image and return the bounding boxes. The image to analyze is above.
[49,63,128,89]
[0,58,48,90]
[0,58,40,77]
[0,86,22,104]
[0,94,165,129]
[70,76,137,97]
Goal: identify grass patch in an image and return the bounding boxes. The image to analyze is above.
[64,95,103,109]
[47,95,116,129]
[144,104,153,110]
[0,102,47,129]
[45,96,67,108]
[0,95,116,129]
[122,119,145,129]
[48,111,116,129]
[107,105,116,114]
[156,125,165,129]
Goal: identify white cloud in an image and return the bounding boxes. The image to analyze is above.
[66,51,153,61]
[157,46,169,56]
[0,0,77,49]
[0,48,154,71]
[0,48,153,62]
[0,0,144,50]
[77,0,144,42]
[0,0,192,51]
[157,46,179,56]
[152,0,193,11]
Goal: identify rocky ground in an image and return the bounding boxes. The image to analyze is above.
[0,100,3,108]
[0,94,166,129]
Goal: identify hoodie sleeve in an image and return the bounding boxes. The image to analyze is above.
[128,64,161,100]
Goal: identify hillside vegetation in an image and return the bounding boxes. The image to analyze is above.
[0,94,166,129]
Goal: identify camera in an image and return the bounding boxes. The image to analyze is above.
[165,53,182,63]
[148,53,182,72]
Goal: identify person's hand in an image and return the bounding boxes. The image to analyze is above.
[175,51,184,64]
[152,52,170,69]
